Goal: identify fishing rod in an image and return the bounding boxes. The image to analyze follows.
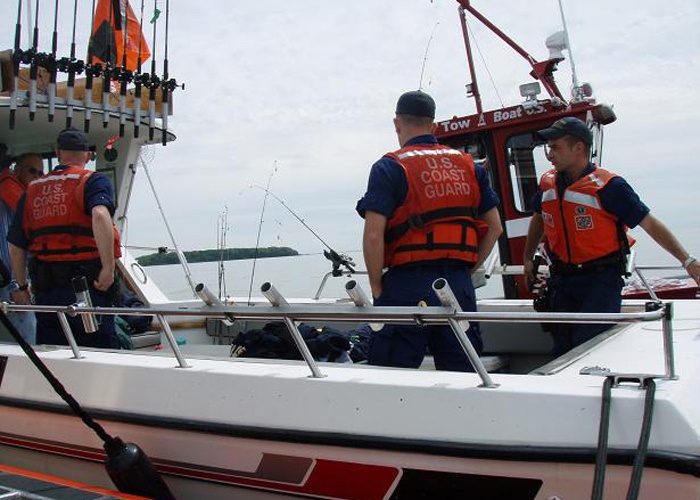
[0,312,176,499]
[63,0,82,128]
[253,185,355,276]
[101,0,116,128]
[418,21,439,90]
[9,0,23,129]
[160,0,170,146]
[118,0,129,137]
[147,0,160,141]
[133,0,146,137]
[84,0,99,132]
[46,0,59,122]
[247,169,275,305]
[28,0,40,121]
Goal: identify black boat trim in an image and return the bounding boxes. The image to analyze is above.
[1,396,698,479]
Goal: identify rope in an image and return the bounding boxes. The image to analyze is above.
[466,18,504,109]
[626,379,656,500]
[591,376,613,500]
[140,156,197,295]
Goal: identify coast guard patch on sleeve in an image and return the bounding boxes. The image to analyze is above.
[575,215,594,230]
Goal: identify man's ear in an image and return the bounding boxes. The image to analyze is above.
[393,117,401,135]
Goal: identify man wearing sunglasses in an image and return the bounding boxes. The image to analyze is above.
[0,150,40,343]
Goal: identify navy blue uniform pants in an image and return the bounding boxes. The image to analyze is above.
[369,262,482,371]
[35,284,119,349]
[547,268,623,356]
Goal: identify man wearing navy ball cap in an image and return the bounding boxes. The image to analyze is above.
[524,116,700,355]
[8,128,123,348]
[356,90,502,371]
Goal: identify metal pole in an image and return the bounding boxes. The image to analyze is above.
[433,278,498,388]
[156,314,190,368]
[662,303,677,380]
[261,283,324,378]
[57,311,83,359]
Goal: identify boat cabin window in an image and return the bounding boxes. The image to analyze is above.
[506,133,549,214]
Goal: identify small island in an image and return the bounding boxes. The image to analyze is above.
[136,247,299,266]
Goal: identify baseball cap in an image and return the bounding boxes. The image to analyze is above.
[536,116,592,146]
[395,90,436,119]
[57,127,90,151]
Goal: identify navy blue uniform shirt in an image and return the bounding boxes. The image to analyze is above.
[356,135,500,219]
[7,166,116,250]
[531,163,649,228]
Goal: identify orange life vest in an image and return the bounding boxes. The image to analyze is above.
[384,144,481,267]
[23,166,122,262]
[0,170,25,211]
[539,167,632,265]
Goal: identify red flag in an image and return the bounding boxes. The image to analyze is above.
[89,0,150,71]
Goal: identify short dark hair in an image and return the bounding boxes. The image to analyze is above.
[396,114,434,127]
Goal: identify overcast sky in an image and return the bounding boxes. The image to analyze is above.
[3,0,699,265]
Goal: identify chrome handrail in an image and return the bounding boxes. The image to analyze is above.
[1,293,673,385]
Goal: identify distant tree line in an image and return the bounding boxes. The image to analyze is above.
[136,247,299,266]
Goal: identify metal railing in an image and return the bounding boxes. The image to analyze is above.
[1,279,674,388]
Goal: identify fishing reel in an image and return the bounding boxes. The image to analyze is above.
[139,72,161,90]
[12,47,35,65]
[324,249,356,277]
[35,51,56,74]
[161,77,184,93]
[85,61,103,79]
[55,56,85,76]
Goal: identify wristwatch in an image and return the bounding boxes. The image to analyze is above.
[683,256,697,269]
[8,280,29,292]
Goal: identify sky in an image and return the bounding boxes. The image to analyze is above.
[2,0,699,267]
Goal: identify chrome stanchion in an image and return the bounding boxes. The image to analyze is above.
[661,302,677,380]
[432,278,498,388]
[261,282,325,378]
[57,311,83,359]
[156,314,190,368]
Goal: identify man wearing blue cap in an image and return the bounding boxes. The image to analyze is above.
[7,127,122,349]
[523,116,700,355]
[356,90,503,371]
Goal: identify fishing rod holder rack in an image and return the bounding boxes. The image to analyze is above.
[2,288,675,389]
[6,48,183,137]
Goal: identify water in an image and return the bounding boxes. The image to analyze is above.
[139,251,506,301]
[140,242,692,303]
[143,251,372,301]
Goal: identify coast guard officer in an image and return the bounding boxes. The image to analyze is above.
[7,128,122,348]
[523,116,700,355]
[356,90,502,371]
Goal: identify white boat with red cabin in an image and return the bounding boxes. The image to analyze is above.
[0,1,698,500]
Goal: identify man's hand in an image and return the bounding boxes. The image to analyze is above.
[10,289,32,305]
[524,259,536,286]
[93,267,114,292]
[687,259,700,286]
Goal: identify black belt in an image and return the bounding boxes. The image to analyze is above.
[549,256,624,277]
